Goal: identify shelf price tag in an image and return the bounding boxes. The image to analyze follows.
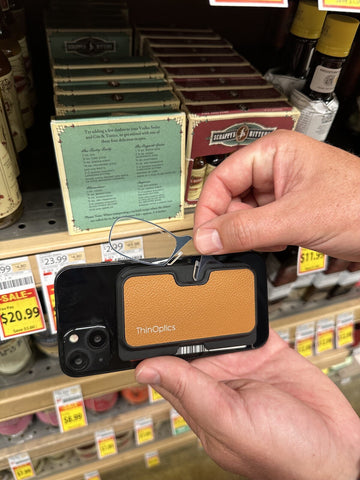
[95,428,117,459]
[170,408,190,436]
[276,328,290,345]
[295,322,315,358]
[8,453,35,480]
[36,248,86,333]
[209,0,287,7]
[101,237,144,262]
[315,318,335,355]
[318,0,360,13]
[84,471,101,480]
[0,256,46,340]
[145,450,160,468]
[336,312,354,348]
[148,386,163,403]
[53,385,88,433]
[134,417,154,446]
[297,247,327,275]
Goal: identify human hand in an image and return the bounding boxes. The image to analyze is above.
[135,329,360,480]
[193,130,360,262]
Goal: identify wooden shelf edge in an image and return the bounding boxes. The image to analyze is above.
[0,214,195,261]
[0,400,173,469]
[36,430,196,480]
[0,369,138,421]
[309,347,350,371]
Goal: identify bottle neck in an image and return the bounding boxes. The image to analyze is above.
[302,50,346,101]
[278,33,318,79]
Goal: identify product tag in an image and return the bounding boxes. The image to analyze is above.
[148,386,163,403]
[0,257,46,339]
[134,417,154,446]
[37,248,86,333]
[170,408,190,435]
[101,236,144,262]
[144,450,160,468]
[336,312,354,348]
[209,0,288,7]
[297,247,327,275]
[84,471,101,480]
[95,428,117,459]
[8,453,35,480]
[290,89,339,142]
[54,385,88,433]
[295,322,315,357]
[315,318,335,355]
[318,0,360,13]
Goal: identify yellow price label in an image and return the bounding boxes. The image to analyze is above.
[13,464,34,480]
[98,437,116,458]
[172,414,190,435]
[320,0,360,9]
[59,402,87,432]
[317,331,334,353]
[137,426,154,444]
[337,324,353,347]
[149,387,163,403]
[296,338,313,357]
[298,248,327,275]
[0,288,45,338]
[146,453,160,468]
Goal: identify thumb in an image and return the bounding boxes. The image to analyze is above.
[193,199,297,254]
[135,356,241,435]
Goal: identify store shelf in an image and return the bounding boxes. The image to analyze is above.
[271,296,360,338]
[0,398,176,470]
[0,360,138,422]
[0,189,197,285]
[37,430,196,480]
[309,347,350,371]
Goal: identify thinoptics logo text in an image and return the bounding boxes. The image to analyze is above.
[136,325,176,334]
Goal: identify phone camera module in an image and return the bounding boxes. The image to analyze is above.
[68,351,90,372]
[88,329,108,349]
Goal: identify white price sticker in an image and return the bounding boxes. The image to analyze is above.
[95,428,117,459]
[53,385,88,433]
[336,312,354,348]
[315,318,335,355]
[84,471,101,480]
[145,450,160,468]
[36,248,86,333]
[9,452,35,480]
[170,408,190,436]
[0,256,45,340]
[101,236,144,262]
[295,322,315,358]
[134,417,154,446]
[148,386,163,403]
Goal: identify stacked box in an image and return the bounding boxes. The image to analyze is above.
[140,30,300,206]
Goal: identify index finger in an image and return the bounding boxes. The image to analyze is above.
[193,137,277,231]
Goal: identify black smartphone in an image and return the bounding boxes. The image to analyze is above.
[55,253,269,377]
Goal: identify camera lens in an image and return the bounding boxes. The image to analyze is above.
[68,351,89,371]
[88,329,108,349]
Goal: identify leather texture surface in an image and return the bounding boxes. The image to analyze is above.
[124,269,256,347]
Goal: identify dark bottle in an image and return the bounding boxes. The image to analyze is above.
[187,156,206,202]
[204,153,225,180]
[277,0,327,79]
[302,14,359,102]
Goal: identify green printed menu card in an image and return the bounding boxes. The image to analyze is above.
[51,112,186,234]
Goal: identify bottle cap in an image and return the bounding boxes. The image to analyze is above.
[290,0,327,40]
[316,14,359,57]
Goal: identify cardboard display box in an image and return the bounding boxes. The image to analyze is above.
[171,76,269,90]
[54,90,180,116]
[52,65,165,83]
[176,86,286,105]
[54,79,171,95]
[163,65,260,79]
[50,112,186,234]
[52,56,158,70]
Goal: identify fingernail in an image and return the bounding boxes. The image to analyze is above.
[195,228,223,254]
[135,366,161,385]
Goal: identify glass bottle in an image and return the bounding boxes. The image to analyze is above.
[9,0,25,35]
[187,156,206,202]
[277,1,326,86]
[302,14,359,102]
[1,0,35,107]
[0,137,22,228]
[0,49,26,155]
[204,153,225,181]
[0,8,33,129]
